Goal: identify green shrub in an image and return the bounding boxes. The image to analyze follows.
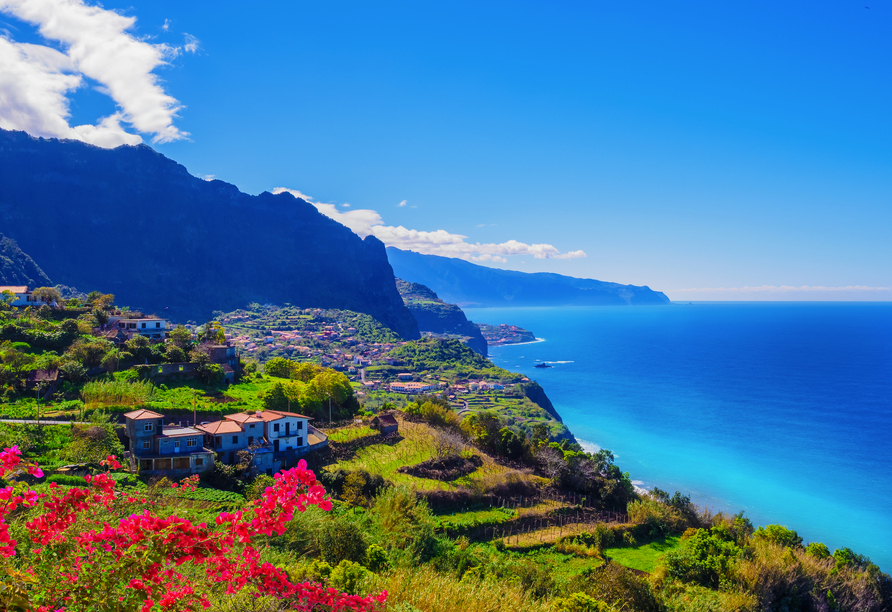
[370,486,438,564]
[664,528,740,588]
[245,474,275,501]
[329,560,371,595]
[364,544,389,573]
[47,474,88,487]
[805,542,831,559]
[752,524,803,548]
[317,517,368,565]
[627,497,686,536]
[552,593,614,612]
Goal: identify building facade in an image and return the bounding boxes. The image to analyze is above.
[123,409,214,475]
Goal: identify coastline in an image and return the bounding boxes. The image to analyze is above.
[488,337,546,347]
[472,303,892,572]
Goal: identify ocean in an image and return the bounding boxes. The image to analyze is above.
[464,302,892,571]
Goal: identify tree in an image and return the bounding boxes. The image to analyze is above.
[66,337,113,369]
[306,369,353,406]
[198,320,226,344]
[125,335,153,364]
[265,356,297,378]
[169,324,193,350]
[31,286,62,306]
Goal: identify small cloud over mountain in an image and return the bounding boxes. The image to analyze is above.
[273,187,587,264]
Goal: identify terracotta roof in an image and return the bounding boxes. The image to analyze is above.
[123,409,164,420]
[261,409,312,420]
[224,412,265,424]
[197,420,244,435]
[0,286,28,293]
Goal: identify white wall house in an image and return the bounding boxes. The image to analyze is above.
[259,410,310,452]
[0,286,38,307]
[108,316,171,340]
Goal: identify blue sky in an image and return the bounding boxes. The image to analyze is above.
[1,0,890,300]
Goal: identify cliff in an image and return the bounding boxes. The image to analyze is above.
[396,278,488,356]
[0,129,419,339]
[0,234,52,287]
[388,247,671,307]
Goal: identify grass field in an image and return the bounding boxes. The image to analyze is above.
[603,535,681,573]
[327,425,377,444]
[326,418,525,491]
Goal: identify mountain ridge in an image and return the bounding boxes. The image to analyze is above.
[0,128,420,339]
[0,234,52,288]
[387,248,670,307]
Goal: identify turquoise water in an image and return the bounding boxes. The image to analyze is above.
[464,303,892,571]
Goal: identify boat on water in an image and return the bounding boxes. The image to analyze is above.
[534,363,552,369]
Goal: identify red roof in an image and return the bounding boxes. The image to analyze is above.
[258,410,312,421]
[224,412,264,424]
[123,409,164,420]
[197,420,244,435]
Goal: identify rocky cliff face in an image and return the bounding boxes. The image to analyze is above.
[0,234,52,287]
[396,279,488,356]
[0,129,419,339]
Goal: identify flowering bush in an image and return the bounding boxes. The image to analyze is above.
[0,446,386,611]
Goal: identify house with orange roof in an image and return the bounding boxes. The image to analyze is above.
[0,285,38,307]
[123,409,214,475]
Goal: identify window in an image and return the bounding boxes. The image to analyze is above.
[156,322,161,328]
[187,438,197,448]
[215,436,221,447]
[297,437,303,446]
[248,436,254,445]
[273,423,279,432]
[141,322,146,329]
[195,457,204,466]
[139,459,153,471]
[173,457,190,470]
[249,424,255,429]
[142,440,151,450]
[232,435,238,444]
[144,422,154,432]
[297,421,303,430]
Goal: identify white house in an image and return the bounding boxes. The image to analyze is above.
[107,316,171,340]
[0,286,38,307]
[224,410,311,453]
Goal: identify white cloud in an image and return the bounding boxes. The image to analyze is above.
[397,200,407,207]
[0,0,187,147]
[273,187,587,263]
[341,203,351,208]
[161,19,170,32]
[183,33,199,54]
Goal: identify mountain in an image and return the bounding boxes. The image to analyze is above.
[0,128,419,339]
[387,248,670,307]
[396,278,488,356]
[0,234,52,287]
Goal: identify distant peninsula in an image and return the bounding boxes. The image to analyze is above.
[387,247,670,307]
